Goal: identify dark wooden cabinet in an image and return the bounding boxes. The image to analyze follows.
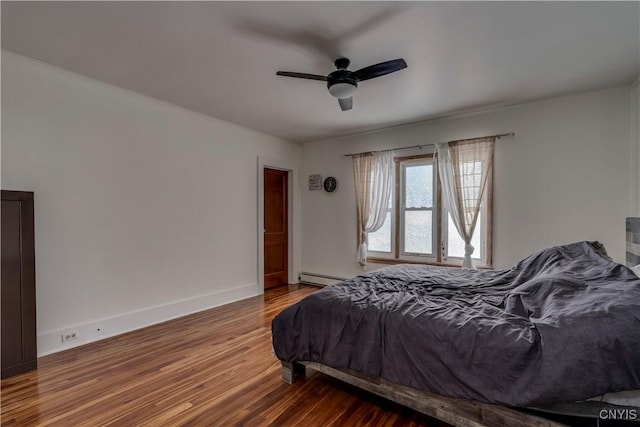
[1,190,37,378]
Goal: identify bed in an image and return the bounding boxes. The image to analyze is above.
[272,227,640,426]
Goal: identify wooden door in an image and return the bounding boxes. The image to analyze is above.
[1,190,37,378]
[264,169,288,289]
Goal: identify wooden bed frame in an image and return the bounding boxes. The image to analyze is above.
[281,361,564,427]
[280,221,640,427]
[627,217,640,266]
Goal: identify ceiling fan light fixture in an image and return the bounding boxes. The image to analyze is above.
[328,82,357,99]
[277,56,406,110]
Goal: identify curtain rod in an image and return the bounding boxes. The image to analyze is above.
[342,132,515,157]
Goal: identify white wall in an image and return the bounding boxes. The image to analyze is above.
[1,52,301,355]
[631,77,640,215]
[301,87,632,279]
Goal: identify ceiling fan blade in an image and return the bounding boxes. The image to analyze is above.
[353,58,407,82]
[338,97,353,111]
[276,71,328,81]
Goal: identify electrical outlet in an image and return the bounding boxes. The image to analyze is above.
[61,332,78,343]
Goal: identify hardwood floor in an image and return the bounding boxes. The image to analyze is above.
[1,285,449,426]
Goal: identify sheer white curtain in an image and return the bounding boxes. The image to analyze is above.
[436,137,494,269]
[352,151,394,268]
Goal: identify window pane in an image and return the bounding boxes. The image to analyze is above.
[405,164,433,208]
[368,211,391,253]
[459,161,482,206]
[404,210,432,254]
[447,212,482,259]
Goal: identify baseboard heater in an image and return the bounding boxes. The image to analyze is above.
[299,272,348,286]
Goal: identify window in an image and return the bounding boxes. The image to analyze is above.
[368,154,492,267]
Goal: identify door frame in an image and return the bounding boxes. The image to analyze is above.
[257,156,297,292]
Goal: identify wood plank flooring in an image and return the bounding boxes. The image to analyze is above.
[1,285,449,426]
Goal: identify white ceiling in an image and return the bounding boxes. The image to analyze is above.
[2,2,639,142]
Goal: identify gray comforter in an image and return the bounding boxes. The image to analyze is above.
[272,241,640,406]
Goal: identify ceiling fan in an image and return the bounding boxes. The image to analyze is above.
[276,57,407,111]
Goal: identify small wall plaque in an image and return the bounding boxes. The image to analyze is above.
[308,174,322,190]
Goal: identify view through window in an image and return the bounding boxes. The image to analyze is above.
[368,155,490,265]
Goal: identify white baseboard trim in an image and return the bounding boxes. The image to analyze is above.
[38,282,261,357]
[299,272,347,286]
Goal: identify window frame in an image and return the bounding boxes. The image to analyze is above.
[397,156,438,261]
[367,153,493,268]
